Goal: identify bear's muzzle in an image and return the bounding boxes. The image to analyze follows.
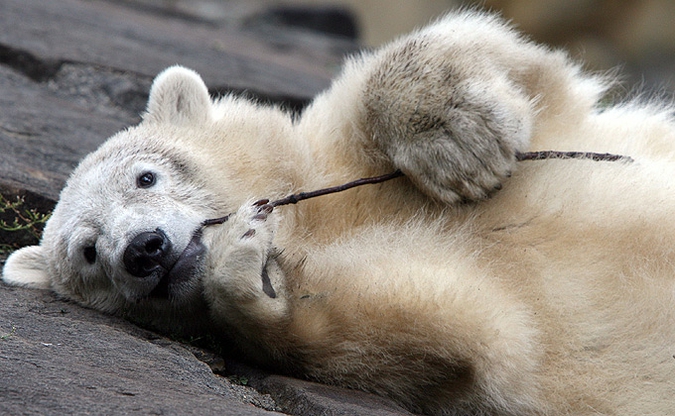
[122,228,206,300]
[123,229,172,278]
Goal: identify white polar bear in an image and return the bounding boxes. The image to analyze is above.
[4,10,675,415]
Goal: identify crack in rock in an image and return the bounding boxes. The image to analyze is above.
[0,43,61,82]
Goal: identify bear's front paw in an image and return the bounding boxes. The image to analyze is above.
[239,199,275,241]
[207,200,276,250]
[369,80,531,204]
[202,201,287,325]
[363,37,533,204]
[201,200,279,300]
[393,110,522,203]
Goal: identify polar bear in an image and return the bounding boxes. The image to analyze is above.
[4,10,675,415]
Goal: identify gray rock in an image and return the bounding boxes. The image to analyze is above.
[0,64,130,200]
[0,276,282,415]
[0,0,348,103]
[225,361,416,416]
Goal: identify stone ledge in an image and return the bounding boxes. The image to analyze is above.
[0,268,414,415]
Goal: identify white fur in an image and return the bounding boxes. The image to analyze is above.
[4,11,675,415]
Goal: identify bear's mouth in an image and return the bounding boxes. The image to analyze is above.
[149,230,205,299]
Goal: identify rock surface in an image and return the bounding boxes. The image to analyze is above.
[0,0,414,414]
[0,269,415,415]
[0,280,281,415]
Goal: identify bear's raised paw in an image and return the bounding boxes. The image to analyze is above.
[201,200,279,302]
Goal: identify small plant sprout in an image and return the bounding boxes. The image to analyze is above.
[1,325,17,340]
[0,194,51,251]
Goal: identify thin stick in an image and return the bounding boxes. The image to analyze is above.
[516,150,633,163]
[201,170,404,227]
[201,150,632,227]
[270,170,405,208]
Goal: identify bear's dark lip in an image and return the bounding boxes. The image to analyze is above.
[149,230,205,299]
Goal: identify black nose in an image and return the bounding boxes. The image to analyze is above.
[123,229,172,277]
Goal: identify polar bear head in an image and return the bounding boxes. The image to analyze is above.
[2,66,288,327]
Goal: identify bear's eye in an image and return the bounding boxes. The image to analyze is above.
[137,171,156,189]
[83,246,97,264]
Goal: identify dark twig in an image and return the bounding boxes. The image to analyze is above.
[201,170,404,227]
[201,150,632,227]
[516,150,633,163]
[269,170,405,208]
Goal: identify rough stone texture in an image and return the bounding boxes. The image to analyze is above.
[0,0,348,102]
[0,262,415,415]
[225,361,416,416]
[0,276,281,416]
[0,0,414,414]
[0,64,131,201]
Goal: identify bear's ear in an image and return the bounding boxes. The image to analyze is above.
[2,245,51,290]
[144,66,211,125]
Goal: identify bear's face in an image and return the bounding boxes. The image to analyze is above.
[44,135,217,311]
[3,67,226,315]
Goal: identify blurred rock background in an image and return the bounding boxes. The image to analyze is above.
[134,0,675,94]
